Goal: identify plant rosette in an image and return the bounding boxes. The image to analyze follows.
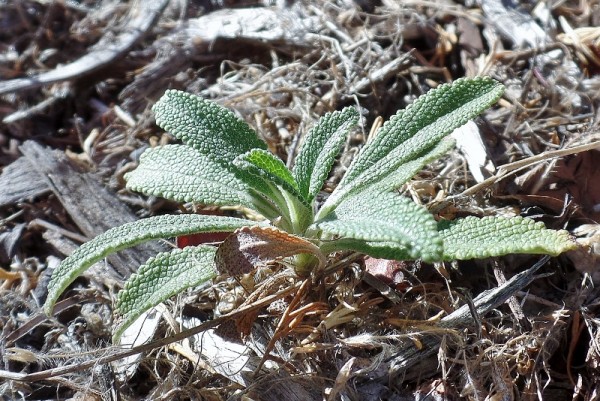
[43,77,577,342]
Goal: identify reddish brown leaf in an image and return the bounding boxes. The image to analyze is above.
[215,226,325,276]
[176,232,230,248]
[176,210,231,248]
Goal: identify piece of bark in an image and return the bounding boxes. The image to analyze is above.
[19,140,167,278]
[481,0,548,48]
[181,7,318,47]
[120,7,320,111]
[451,120,495,183]
[0,223,25,264]
[0,157,50,207]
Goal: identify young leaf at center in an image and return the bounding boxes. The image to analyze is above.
[292,107,359,203]
[234,148,306,205]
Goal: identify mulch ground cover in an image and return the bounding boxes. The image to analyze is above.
[1,1,600,400]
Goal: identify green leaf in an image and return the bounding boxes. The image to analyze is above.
[321,238,414,261]
[114,246,217,342]
[234,149,305,204]
[292,107,359,202]
[439,216,577,261]
[43,214,259,315]
[152,90,266,164]
[321,77,504,214]
[312,191,442,262]
[369,138,456,193]
[125,145,256,208]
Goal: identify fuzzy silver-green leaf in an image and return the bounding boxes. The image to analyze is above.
[320,77,504,215]
[312,191,442,262]
[125,145,256,208]
[293,107,359,202]
[152,90,266,164]
[234,149,305,204]
[114,246,217,342]
[368,138,456,193]
[321,238,414,261]
[440,216,577,261]
[43,214,260,315]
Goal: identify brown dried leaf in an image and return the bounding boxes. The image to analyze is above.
[215,226,325,276]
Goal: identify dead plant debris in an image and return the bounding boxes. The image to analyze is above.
[1,1,600,400]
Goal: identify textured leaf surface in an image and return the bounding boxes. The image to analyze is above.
[322,77,504,213]
[312,191,442,262]
[125,145,256,208]
[293,107,359,202]
[440,216,577,261]
[43,214,259,315]
[321,238,414,261]
[369,138,456,193]
[114,246,217,342]
[234,149,305,203]
[215,226,325,275]
[152,90,266,164]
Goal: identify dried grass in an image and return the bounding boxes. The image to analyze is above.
[1,0,600,400]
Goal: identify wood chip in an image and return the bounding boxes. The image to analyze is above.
[19,140,168,278]
[0,157,50,207]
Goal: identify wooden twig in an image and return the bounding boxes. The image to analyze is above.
[431,141,600,214]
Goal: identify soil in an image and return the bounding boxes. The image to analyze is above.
[1,1,600,400]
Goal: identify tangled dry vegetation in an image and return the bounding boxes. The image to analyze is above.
[1,1,600,400]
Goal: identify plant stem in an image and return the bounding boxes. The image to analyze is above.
[250,191,281,221]
[293,252,320,276]
[281,190,313,235]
